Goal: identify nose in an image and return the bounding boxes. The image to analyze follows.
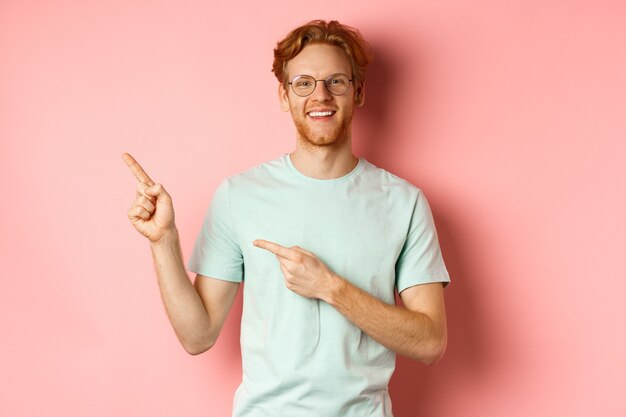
[310,80,333,101]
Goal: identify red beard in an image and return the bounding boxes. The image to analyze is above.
[291,110,353,148]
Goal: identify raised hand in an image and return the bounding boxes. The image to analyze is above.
[122,153,175,243]
[253,239,340,300]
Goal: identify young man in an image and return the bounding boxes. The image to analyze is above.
[124,20,449,417]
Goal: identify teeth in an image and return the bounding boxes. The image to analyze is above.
[309,111,334,117]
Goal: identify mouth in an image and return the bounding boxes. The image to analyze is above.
[307,110,336,119]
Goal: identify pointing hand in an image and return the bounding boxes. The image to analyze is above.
[253,239,339,300]
[122,153,175,243]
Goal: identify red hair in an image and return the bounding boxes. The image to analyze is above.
[272,20,374,85]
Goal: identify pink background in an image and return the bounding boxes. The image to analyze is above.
[1,1,625,416]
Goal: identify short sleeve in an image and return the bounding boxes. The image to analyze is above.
[395,190,450,293]
[187,179,244,282]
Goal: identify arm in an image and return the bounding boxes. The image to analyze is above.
[325,278,447,365]
[123,153,238,355]
[150,230,239,355]
[252,240,448,365]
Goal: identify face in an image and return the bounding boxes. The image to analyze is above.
[279,43,364,148]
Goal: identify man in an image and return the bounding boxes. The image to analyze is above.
[124,20,449,417]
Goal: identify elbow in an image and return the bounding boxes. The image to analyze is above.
[183,333,217,356]
[185,340,214,356]
[419,334,447,366]
[185,346,212,356]
[422,346,445,366]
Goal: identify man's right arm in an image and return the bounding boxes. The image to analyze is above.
[150,229,239,355]
[122,152,239,355]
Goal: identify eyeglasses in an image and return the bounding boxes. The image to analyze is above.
[287,73,354,97]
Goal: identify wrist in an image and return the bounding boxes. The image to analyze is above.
[150,227,179,248]
[323,272,346,306]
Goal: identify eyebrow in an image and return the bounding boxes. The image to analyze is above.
[290,72,350,80]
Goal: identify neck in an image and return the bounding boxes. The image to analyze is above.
[290,138,358,180]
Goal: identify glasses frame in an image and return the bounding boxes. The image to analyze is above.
[287,73,354,97]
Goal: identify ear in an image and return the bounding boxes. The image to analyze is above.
[278,83,290,112]
[354,82,365,107]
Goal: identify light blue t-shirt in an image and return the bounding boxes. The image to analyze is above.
[188,153,450,417]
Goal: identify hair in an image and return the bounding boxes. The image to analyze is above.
[272,20,374,86]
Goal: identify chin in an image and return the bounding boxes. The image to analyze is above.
[295,120,351,148]
[299,130,347,148]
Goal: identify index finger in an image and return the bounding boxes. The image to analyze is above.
[122,153,155,186]
[253,239,295,260]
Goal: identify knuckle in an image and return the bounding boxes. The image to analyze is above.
[128,207,140,219]
[139,195,154,208]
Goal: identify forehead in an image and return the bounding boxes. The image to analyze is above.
[286,43,352,79]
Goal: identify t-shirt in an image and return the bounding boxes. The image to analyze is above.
[188,153,450,417]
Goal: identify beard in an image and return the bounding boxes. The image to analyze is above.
[291,110,353,149]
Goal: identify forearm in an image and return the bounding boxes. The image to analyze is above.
[323,277,447,365]
[149,229,213,354]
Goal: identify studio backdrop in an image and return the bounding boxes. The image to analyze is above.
[1,1,624,416]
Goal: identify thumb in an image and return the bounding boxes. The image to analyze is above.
[144,183,171,202]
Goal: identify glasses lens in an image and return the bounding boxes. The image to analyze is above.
[291,75,316,96]
[325,74,350,96]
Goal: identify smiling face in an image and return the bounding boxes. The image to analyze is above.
[279,43,364,149]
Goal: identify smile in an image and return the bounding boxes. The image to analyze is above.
[307,110,336,118]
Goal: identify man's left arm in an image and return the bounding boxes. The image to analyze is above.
[253,239,447,365]
[329,277,447,365]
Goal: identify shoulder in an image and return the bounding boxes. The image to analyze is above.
[360,158,422,201]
